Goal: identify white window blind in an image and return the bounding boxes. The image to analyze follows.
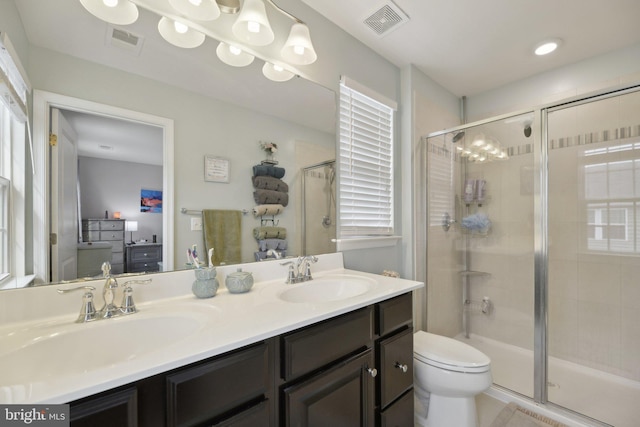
[338,79,394,237]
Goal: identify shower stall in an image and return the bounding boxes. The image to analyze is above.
[301,160,337,256]
[420,85,640,426]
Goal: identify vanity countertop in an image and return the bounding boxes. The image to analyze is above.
[0,253,423,404]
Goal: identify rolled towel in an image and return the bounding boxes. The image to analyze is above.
[254,250,287,261]
[257,238,288,251]
[252,175,289,192]
[253,226,287,240]
[253,164,286,179]
[253,204,284,217]
[253,189,289,206]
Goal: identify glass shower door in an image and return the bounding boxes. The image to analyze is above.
[546,88,640,427]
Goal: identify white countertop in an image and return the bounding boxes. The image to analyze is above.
[0,253,423,404]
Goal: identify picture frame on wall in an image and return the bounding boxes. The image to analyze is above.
[141,188,162,213]
[204,155,230,183]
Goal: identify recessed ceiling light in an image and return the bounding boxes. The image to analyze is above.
[534,39,561,56]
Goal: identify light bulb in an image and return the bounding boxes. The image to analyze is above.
[174,21,189,34]
[247,21,260,33]
[273,64,284,72]
[229,45,242,55]
[188,0,202,5]
[293,45,305,56]
[535,41,558,56]
[103,0,118,7]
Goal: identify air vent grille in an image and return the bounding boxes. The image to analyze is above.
[106,26,144,56]
[364,2,409,37]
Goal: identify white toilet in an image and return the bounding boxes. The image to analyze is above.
[413,331,492,427]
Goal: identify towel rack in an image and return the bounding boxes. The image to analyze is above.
[181,208,250,215]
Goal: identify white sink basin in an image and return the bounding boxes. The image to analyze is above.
[278,275,376,303]
[0,304,218,385]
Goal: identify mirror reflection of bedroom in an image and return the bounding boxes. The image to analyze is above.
[53,109,163,282]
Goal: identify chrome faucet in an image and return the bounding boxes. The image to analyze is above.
[99,262,120,319]
[58,263,152,323]
[281,255,318,284]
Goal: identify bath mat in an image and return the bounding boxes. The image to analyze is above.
[490,402,568,427]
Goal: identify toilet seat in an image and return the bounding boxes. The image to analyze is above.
[414,331,490,373]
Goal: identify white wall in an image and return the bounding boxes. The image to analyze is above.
[465,43,640,122]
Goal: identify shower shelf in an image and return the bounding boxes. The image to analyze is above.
[458,270,491,277]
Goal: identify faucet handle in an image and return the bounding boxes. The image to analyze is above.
[120,279,152,315]
[280,261,297,284]
[57,285,97,323]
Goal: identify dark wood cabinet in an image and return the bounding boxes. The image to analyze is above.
[283,349,376,427]
[166,342,271,427]
[70,387,137,427]
[125,243,162,273]
[68,292,415,427]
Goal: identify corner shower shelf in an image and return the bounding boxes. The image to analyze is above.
[458,270,491,277]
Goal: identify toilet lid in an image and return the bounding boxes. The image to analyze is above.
[414,331,490,373]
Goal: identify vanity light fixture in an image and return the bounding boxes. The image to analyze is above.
[232,0,274,46]
[79,0,317,81]
[534,39,561,56]
[216,42,255,67]
[262,62,295,82]
[79,0,139,25]
[281,22,317,65]
[158,17,206,48]
[168,0,221,21]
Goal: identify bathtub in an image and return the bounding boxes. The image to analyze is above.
[456,334,640,427]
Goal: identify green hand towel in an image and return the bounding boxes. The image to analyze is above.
[202,210,242,266]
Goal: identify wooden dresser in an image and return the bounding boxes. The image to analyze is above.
[125,243,162,273]
[81,219,126,274]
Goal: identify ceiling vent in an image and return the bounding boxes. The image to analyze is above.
[106,26,144,56]
[363,1,409,37]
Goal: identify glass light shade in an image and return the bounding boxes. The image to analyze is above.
[158,17,205,48]
[79,0,139,25]
[168,0,220,21]
[281,23,317,65]
[262,62,294,82]
[232,0,274,46]
[216,42,255,67]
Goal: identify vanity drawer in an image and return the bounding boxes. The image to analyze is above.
[99,220,124,231]
[166,342,270,427]
[129,246,162,262]
[100,231,125,241]
[379,388,414,427]
[377,292,412,337]
[378,327,413,408]
[282,306,374,381]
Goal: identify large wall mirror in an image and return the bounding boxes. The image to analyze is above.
[4,0,336,289]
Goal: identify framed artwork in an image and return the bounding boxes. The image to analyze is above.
[141,189,162,213]
[204,155,230,183]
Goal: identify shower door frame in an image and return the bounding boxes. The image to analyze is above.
[301,159,336,255]
[422,80,640,412]
[539,83,640,408]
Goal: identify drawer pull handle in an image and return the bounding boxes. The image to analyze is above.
[395,362,408,373]
[366,367,378,378]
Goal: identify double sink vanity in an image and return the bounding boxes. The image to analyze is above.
[0,253,423,426]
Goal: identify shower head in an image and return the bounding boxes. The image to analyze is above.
[452,131,465,143]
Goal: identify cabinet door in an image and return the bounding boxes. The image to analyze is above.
[283,349,375,427]
[70,387,137,427]
[379,327,413,409]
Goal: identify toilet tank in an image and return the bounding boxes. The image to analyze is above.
[77,242,112,278]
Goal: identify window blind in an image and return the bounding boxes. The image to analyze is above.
[338,80,394,236]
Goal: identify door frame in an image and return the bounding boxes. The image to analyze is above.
[33,90,175,283]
